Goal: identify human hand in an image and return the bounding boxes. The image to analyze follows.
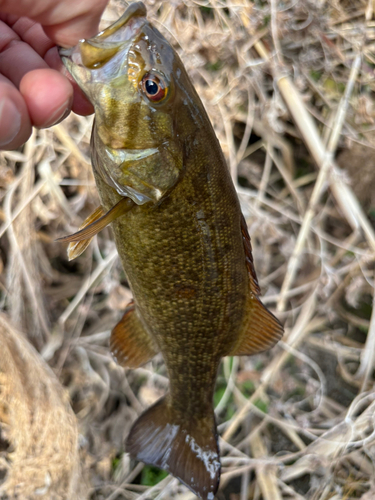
[0,0,109,150]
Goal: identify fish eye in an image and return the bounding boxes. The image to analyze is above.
[141,73,167,102]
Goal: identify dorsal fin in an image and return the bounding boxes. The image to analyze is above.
[240,214,261,296]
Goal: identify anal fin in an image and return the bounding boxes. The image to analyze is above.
[229,294,284,356]
[110,302,159,368]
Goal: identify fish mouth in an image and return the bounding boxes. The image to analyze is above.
[59,1,147,70]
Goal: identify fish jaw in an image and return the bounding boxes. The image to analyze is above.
[59,3,147,99]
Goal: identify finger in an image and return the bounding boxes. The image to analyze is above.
[0,20,48,87]
[6,16,54,57]
[0,0,109,47]
[0,76,31,150]
[0,17,93,117]
[20,68,73,128]
[45,46,94,116]
[43,13,104,48]
[40,0,109,47]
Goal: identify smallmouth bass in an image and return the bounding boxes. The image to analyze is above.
[59,3,283,498]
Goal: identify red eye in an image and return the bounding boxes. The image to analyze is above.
[141,73,167,102]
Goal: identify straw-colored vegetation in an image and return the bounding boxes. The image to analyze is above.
[1,0,375,498]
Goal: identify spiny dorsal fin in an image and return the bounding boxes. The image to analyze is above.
[127,396,220,500]
[241,214,261,296]
[229,294,283,356]
[110,301,159,368]
[56,197,134,245]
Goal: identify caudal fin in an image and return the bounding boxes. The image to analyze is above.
[126,396,220,499]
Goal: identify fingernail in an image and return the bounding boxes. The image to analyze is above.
[42,100,72,128]
[0,99,21,147]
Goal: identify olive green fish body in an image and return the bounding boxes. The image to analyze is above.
[60,3,283,497]
[94,124,248,415]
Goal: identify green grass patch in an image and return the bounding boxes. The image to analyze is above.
[141,466,169,486]
[241,379,255,396]
[214,386,226,407]
[254,398,268,413]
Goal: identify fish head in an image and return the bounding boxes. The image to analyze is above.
[60,1,199,203]
[60,1,175,149]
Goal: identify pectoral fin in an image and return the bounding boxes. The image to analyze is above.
[229,295,283,356]
[66,206,104,260]
[110,302,159,368]
[56,197,135,252]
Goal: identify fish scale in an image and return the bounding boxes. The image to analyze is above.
[58,2,284,498]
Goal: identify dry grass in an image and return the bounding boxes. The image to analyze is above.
[1,0,375,498]
[0,315,85,499]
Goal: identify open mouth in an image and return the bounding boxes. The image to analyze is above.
[58,1,147,69]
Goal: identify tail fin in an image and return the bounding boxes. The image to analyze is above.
[126,396,220,499]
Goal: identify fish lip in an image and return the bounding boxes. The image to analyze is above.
[58,47,74,57]
[58,1,147,63]
[95,1,147,40]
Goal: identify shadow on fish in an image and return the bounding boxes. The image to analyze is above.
[58,2,284,498]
